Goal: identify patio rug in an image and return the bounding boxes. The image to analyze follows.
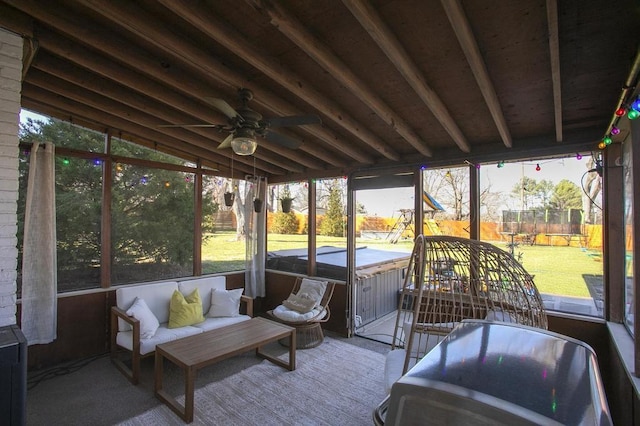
[118,337,386,426]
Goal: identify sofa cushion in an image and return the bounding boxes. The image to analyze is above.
[192,315,251,332]
[168,289,205,328]
[116,281,179,331]
[125,297,159,339]
[208,288,244,317]
[178,276,227,315]
[116,325,203,355]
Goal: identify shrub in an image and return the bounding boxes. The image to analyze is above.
[271,211,299,234]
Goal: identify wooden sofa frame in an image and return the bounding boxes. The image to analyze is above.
[110,295,253,384]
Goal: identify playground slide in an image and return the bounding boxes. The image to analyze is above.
[422,191,444,211]
[424,219,442,235]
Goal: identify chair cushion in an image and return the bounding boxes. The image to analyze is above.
[298,278,328,307]
[208,288,244,317]
[282,293,316,314]
[272,304,326,323]
[125,297,159,339]
[168,289,205,328]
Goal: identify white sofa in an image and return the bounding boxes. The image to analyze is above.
[110,275,253,384]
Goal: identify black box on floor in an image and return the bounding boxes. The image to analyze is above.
[0,324,27,426]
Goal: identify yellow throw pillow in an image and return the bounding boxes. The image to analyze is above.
[168,288,205,328]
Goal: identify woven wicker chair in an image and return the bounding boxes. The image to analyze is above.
[385,235,547,390]
[267,277,336,349]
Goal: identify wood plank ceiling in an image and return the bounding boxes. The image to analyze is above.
[1,0,638,180]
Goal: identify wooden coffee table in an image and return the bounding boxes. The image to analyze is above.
[154,317,296,423]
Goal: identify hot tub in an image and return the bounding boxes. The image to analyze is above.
[267,246,410,324]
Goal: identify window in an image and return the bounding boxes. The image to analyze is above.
[479,156,604,318]
[623,139,635,333]
[265,182,309,273]
[18,117,217,291]
[315,178,347,279]
[111,164,194,284]
[56,156,103,291]
[201,176,245,274]
[422,166,470,236]
[18,119,105,294]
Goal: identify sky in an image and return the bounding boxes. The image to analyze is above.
[19,108,47,124]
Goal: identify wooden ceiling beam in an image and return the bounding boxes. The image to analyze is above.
[546,0,563,142]
[5,0,356,168]
[441,0,513,148]
[342,0,471,153]
[35,28,348,170]
[161,0,403,161]
[32,52,318,172]
[245,0,432,157]
[34,27,225,126]
[71,0,376,164]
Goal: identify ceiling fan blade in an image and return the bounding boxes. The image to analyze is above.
[264,114,321,128]
[204,97,241,120]
[264,131,302,149]
[217,133,234,149]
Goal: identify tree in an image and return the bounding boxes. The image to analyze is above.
[583,157,602,223]
[356,202,367,214]
[230,179,246,240]
[319,180,345,236]
[534,179,555,208]
[511,176,539,210]
[550,179,582,210]
[421,168,473,221]
[19,119,203,284]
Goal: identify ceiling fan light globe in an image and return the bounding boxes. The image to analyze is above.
[231,137,257,155]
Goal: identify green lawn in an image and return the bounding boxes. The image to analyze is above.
[202,232,602,298]
[491,242,601,298]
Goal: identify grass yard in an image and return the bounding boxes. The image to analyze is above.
[492,242,602,298]
[202,232,602,298]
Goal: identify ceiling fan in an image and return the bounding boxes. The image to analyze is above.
[163,88,321,156]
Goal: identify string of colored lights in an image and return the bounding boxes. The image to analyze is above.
[600,95,640,149]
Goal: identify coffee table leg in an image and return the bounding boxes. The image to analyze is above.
[154,350,163,393]
[185,367,195,423]
[155,349,191,423]
[289,330,296,370]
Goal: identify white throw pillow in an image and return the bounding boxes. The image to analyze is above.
[298,278,328,307]
[208,288,243,317]
[126,297,160,339]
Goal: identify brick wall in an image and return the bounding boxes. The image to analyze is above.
[0,28,22,327]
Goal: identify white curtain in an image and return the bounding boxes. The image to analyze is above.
[21,142,57,345]
[244,176,267,298]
